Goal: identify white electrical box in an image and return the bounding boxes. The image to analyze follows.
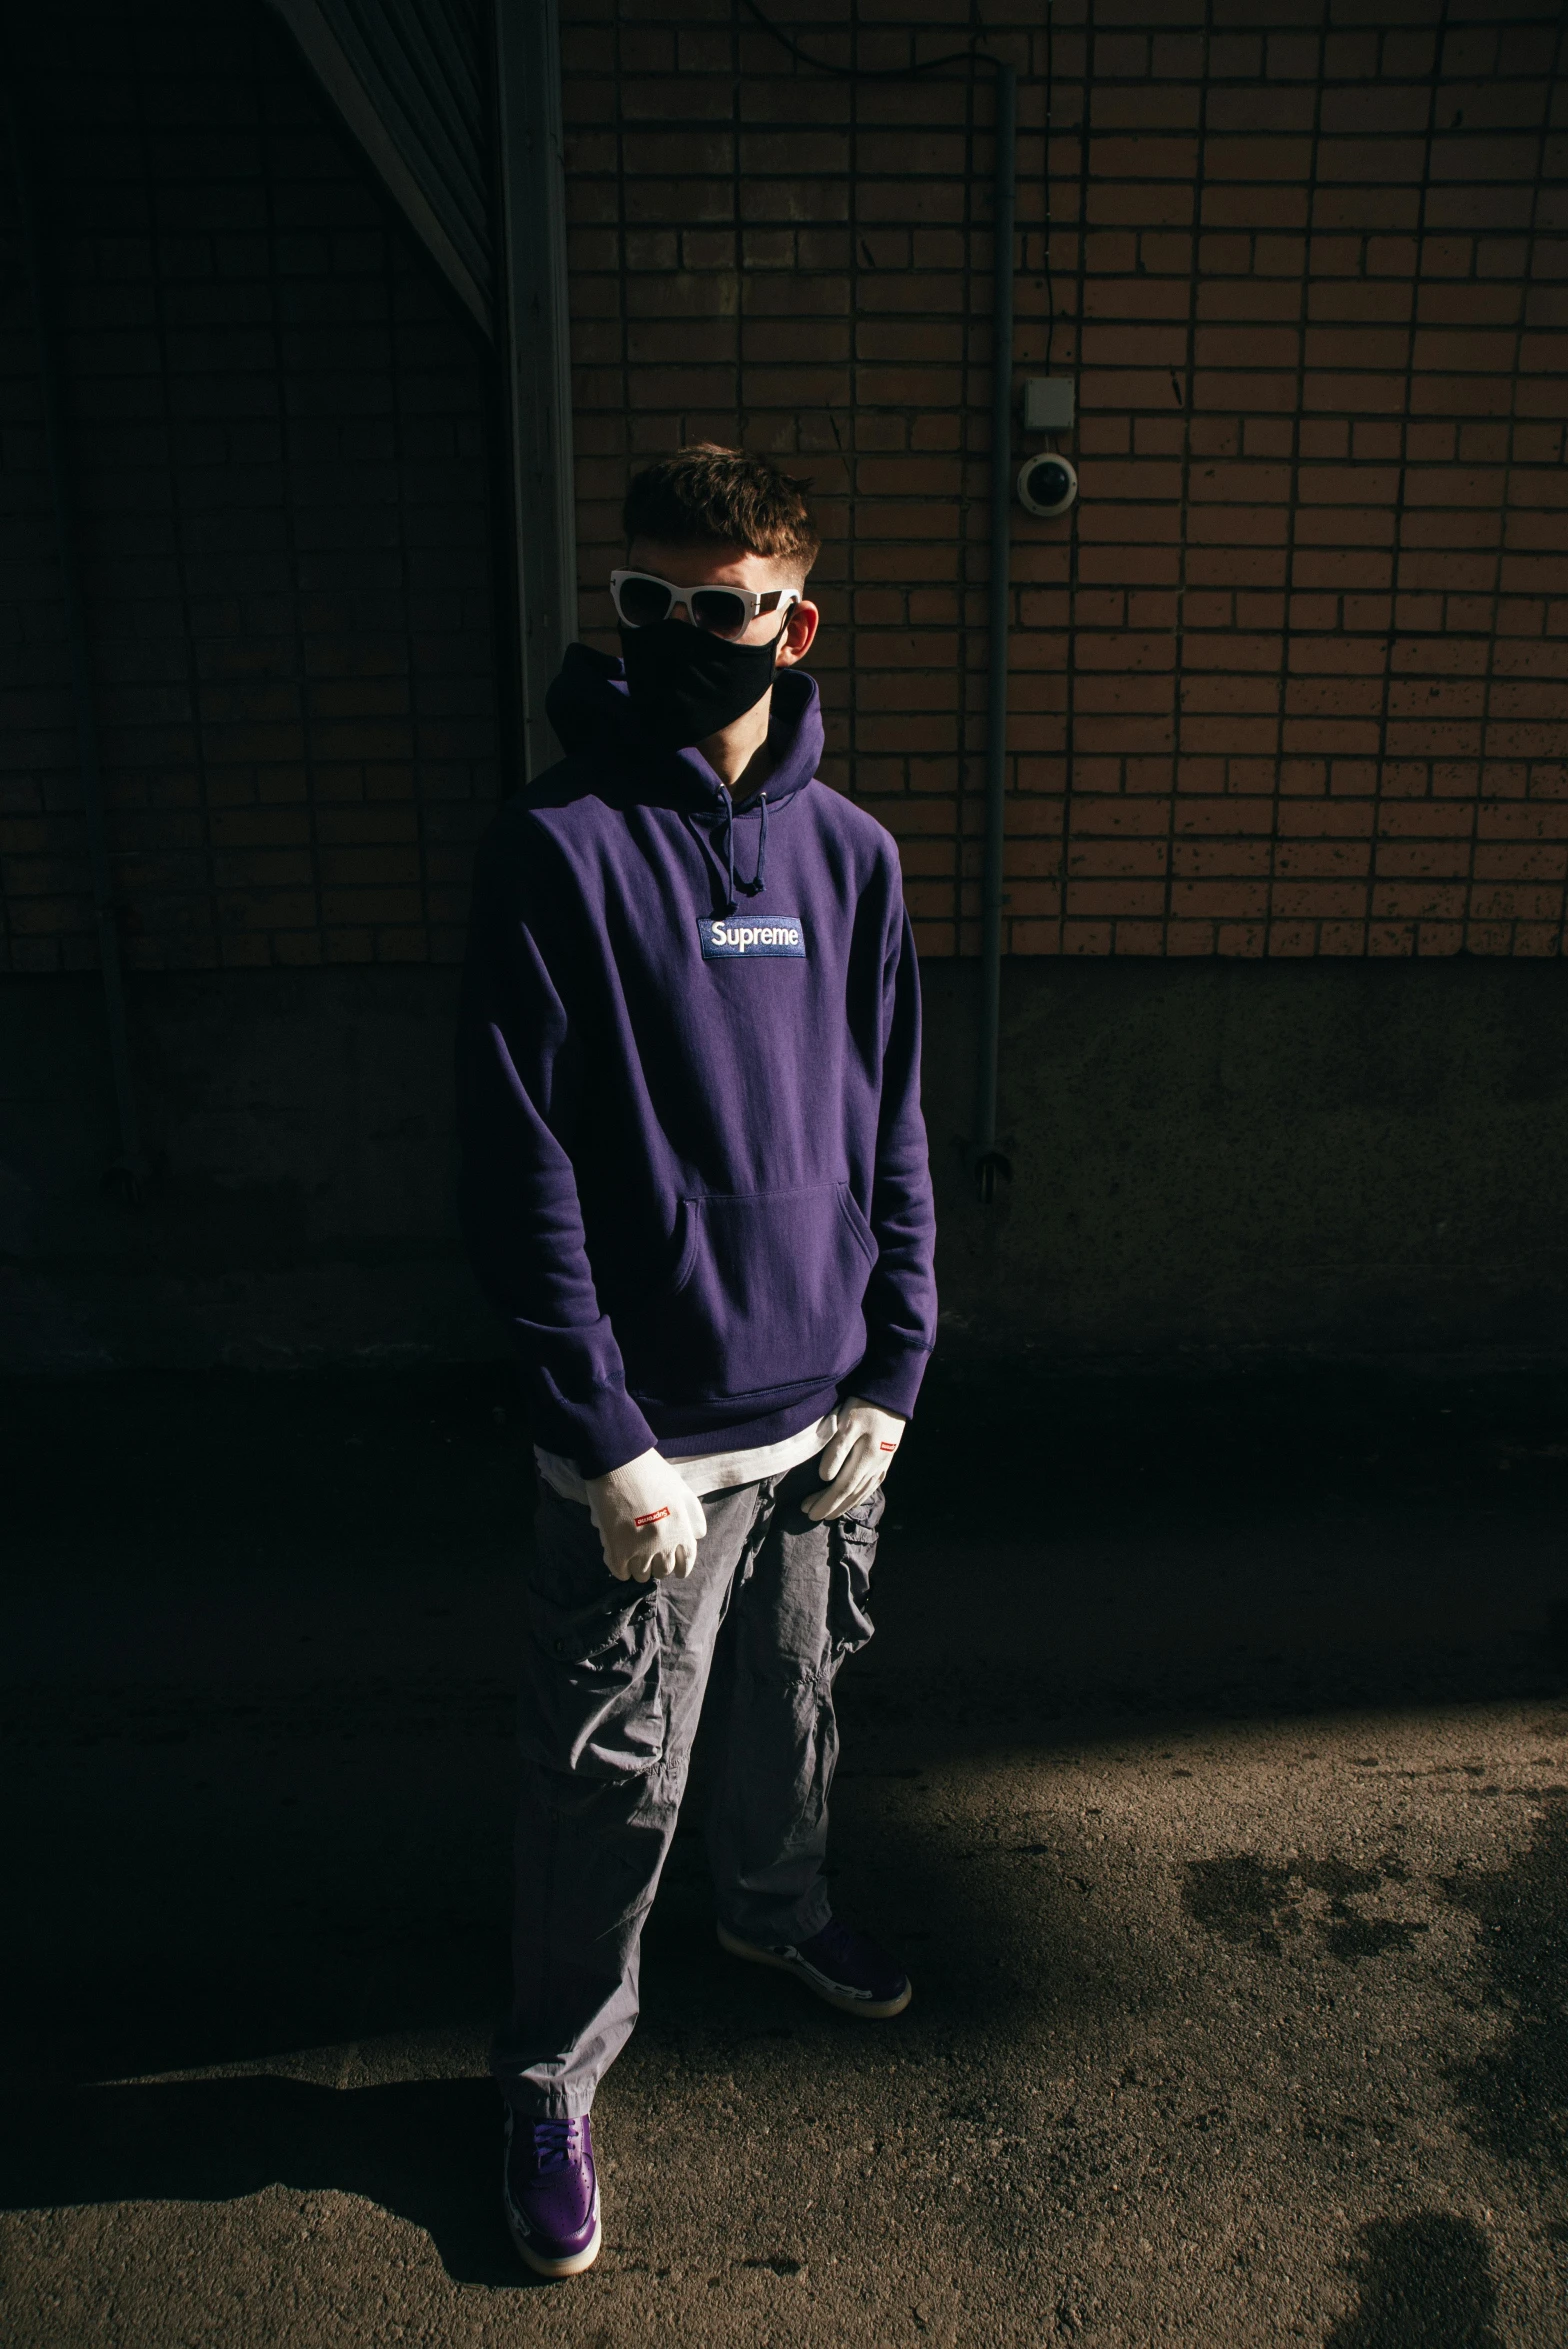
[1023,378,1075,433]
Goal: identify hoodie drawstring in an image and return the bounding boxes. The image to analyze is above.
[751,792,768,896]
[700,790,769,916]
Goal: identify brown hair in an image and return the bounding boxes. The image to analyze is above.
[623,444,820,579]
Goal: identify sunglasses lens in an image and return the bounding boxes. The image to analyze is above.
[689,588,751,640]
[618,574,673,628]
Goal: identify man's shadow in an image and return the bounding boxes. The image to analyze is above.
[0,2075,527,2290]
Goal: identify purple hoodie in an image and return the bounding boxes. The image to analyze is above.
[456,646,937,1477]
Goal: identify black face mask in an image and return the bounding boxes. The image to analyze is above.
[618,618,785,750]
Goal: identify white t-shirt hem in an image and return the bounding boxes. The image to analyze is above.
[535,1412,837,1507]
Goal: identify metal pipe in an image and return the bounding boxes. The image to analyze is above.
[7,81,144,1199]
[974,61,1016,1192]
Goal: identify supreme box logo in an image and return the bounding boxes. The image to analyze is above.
[698,915,807,959]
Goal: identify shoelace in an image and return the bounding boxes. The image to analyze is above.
[531,2117,583,2171]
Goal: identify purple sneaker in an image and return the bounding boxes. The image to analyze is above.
[502,2110,602,2278]
[717,1915,913,2018]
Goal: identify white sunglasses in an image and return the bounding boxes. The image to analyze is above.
[610,568,800,642]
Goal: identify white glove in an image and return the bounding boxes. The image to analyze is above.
[800,1397,905,1522]
[585,1448,707,1582]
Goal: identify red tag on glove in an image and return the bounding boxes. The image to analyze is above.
[632,1505,672,1529]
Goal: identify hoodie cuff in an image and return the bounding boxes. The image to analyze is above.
[535,1380,659,1483]
[847,1334,933,1424]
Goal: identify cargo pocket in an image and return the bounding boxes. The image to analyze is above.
[522,1575,665,1779]
[623,1182,876,1407]
[827,1488,884,1668]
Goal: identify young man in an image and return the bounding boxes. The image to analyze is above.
[457,445,937,2278]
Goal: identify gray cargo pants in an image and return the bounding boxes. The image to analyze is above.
[494,1456,881,2117]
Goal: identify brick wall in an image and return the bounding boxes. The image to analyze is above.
[563,0,1568,959]
[4,1,1564,979]
[0,0,500,977]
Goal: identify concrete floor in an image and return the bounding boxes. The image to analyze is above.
[4,1362,1568,2347]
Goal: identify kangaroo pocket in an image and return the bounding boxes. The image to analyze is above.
[622,1182,876,1407]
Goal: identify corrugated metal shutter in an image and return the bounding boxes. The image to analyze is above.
[265,0,493,335]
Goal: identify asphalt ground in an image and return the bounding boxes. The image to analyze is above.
[4,1360,1568,2347]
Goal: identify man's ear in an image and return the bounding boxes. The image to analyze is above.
[775,597,819,667]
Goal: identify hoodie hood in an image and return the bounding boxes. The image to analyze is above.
[544,641,825,816]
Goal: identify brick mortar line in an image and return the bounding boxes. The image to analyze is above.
[1050,2,1076,961]
[731,0,744,450]
[845,0,860,821]
[1165,0,1214,961]
[955,39,979,953]
[1370,0,1450,962]
[1466,2,1505,961]
[1269,0,1329,964]
[137,108,221,972]
[388,194,429,960]
[611,0,629,633]
[1062,4,1093,956]
[262,27,324,965]
[1494,4,1568,961]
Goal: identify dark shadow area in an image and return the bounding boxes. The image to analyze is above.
[867,1351,1568,1729]
[0,2076,523,2290]
[0,1859,1116,2290]
[8,1352,1568,1580]
[1323,2214,1503,2349]
[1445,1790,1568,2177]
[2,1363,527,1598]
[1182,1853,1426,1962]
[7,1356,1568,1715]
